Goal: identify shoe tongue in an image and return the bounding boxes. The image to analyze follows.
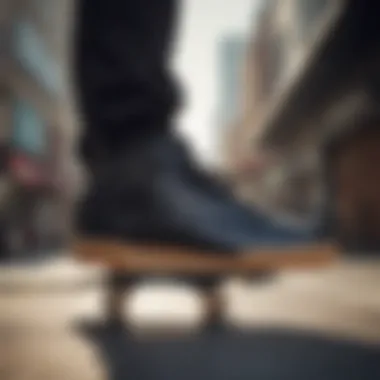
[134,133,231,197]
[145,133,192,167]
[161,139,231,198]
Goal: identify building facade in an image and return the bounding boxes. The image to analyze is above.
[227,0,380,249]
[0,0,75,260]
[218,35,246,127]
[227,0,345,225]
[217,34,247,170]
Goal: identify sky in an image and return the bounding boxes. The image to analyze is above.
[173,0,258,167]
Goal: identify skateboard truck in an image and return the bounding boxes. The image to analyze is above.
[74,239,340,332]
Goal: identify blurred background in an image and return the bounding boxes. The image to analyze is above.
[0,0,260,262]
[0,0,76,261]
[2,2,380,376]
[3,0,380,264]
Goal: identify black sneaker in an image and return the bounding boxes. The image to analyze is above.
[74,134,339,274]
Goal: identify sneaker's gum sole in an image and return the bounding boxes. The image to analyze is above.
[74,239,340,274]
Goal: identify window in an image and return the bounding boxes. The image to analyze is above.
[12,20,63,95]
[0,95,11,142]
[219,36,247,125]
[297,0,330,39]
[12,100,47,157]
[261,33,286,98]
[28,0,63,47]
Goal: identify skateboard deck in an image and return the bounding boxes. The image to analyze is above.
[74,239,340,274]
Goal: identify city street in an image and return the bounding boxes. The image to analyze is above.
[1,256,380,379]
[2,0,380,378]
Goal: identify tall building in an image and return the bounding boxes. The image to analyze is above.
[216,34,247,170]
[227,0,344,224]
[0,0,75,260]
[228,0,380,247]
[217,35,247,128]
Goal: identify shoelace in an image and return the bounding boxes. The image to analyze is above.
[172,138,233,200]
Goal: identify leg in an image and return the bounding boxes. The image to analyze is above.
[105,270,126,325]
[73,0,337,288]
[195,276,225,331]
[74,0,180,171]
[198,273,274,333]
[78,271,136,334]
[105,271,135,327]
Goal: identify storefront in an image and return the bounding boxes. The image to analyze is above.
[0,6,69,261]
[0,99,65,260]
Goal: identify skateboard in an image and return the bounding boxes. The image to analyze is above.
[74,239,339,329]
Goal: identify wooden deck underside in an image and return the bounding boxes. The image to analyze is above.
[74,239,340,274]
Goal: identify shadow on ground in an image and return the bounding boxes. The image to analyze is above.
[82,326,380,380]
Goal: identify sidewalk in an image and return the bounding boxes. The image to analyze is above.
[2,253,380,344]
[0,255,105,291]
[2,259,380,380]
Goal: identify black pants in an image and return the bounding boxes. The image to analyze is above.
[74,0,180,169]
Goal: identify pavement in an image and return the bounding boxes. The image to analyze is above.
[0,255,105,291]
[1,255,380,380]
[2,256,380,340]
